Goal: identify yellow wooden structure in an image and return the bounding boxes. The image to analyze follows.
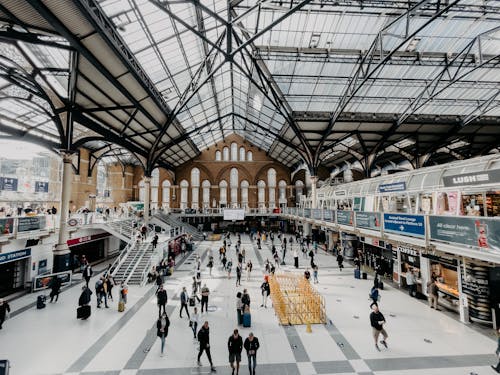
[269,273,326,325]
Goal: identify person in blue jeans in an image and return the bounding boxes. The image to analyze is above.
[492,328,500,373]
[156,312,170,357]
[244,332,260,375]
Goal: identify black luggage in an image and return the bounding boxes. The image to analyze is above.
[37,295,46,309]
[362,272,367,279]
[378,281,384,290]
[189,297,196,306]
[77,305,91,320]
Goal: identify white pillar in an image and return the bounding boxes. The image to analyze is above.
[310,175,318,209]
[143,176,151,224]
[53,152,73,272]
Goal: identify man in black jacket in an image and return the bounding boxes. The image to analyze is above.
[156,285,168,316]
[369,303,388,351]
[197,321,216,372]
[244,332,260,375]
[228,328,243,375]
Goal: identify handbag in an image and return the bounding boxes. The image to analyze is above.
[189,320,193,327]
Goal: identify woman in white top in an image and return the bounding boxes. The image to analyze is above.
[190,306,200,339]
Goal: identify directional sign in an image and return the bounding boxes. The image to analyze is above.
[383,213,425,238]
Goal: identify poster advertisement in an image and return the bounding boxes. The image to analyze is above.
[355,212,381,230]
[18,216,46,232]
[35,181,49,193]
[435,191,460,215]
[429,216,500,252]
[337,211,353,226]
[323,210,333,221]
[0,177,18,191]
[311,209,322,220]
[384,214,425,237]
[0,218,14,235]
[33,271,72,291]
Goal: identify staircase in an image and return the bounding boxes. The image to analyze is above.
[112,241,154,285]
[100,219,137,243]
[154,213,204,241]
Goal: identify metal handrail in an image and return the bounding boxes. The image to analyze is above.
[124,242,153,284]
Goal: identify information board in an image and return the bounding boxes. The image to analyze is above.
[18,216,46,232]
[223,209,245,220]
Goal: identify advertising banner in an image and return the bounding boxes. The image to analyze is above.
[443,168,500,187]
[384,213,425,238]
[355,211,381,230]
[0,218,14,235]
[0,248,31,264]
[33,271,72,291]
[34,181,49,193]
[429,216,500,252]
[337,211,353,226]
[323,210,333,221]
[312,209,322,220]
[18,216,46,232]
[379,182,406,193]
[0,177,18,191]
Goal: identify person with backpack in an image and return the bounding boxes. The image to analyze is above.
[157,312,170,356]
[260,278,270,308]
[197,321,216,372]
[228,328,243,375]
[370,303,388,351]
[241,289,251,311]
[95,277,108,308]
[180,286,190,319]
[370,285,380,305]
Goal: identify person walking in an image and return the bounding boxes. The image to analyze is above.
[491,328,500,373]
[293,248,299,269]
[180,286,190,319]
[304,268,311,282]
[244,332,260,375]
[227,258,233,279]
[0,298,11,329]
[427,276,440,310]
[369,285,380,305]
[236,263,242,286]
[208,256,214,276]
[246,260,253,281]
[201,284,210,313]
[197,321,216,372]
[313,265,319,284]
[406,268,417,297]
[83,263,93,287]
[95,277,107,308]
[157,285,168,316]
[106,274,115,301]
[228,329,243,375]
[190,306,200,339]
[157,312,170,356]
[119,282,128,305]
[152,233,159,249]
[260,277,270,308]
[370,303,388,351]
[241,289,251,312]
[49,276,61,303]
[337,252,344,270]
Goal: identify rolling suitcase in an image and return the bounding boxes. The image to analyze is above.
[243,312,251,327]
[37,295,46,309]
[362,272,367,280]
[77,305,91,320]
[189,297,196,307]
[118,301,125,312]
[354,269,361,279]
[378,281,384,290]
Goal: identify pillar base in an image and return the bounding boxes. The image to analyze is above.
[53,244,71,273]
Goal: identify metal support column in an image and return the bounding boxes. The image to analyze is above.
[143,176,151,224]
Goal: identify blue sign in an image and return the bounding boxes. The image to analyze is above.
[379,182,406,193]
[323,210,333,221]
[384,213,425,238]
[0,248,31,264]
[35,181,49,193]
[0,177,18,191]
[337,211,353,226]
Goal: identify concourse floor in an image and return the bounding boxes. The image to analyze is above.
[0,235,498,375]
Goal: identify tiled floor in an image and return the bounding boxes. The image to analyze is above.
[0,235,498,375]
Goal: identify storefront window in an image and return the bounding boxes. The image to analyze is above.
[486,192,500,216]
[461,193,484,216]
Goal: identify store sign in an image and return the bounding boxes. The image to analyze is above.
[0,177,18,191]
[384,214,425,238]
[336,211,353,226]
[443,169,500,187]
[0,248,31,264]
[429,216,500,252]
[0,218,14,235]
[334,190,346,197]
[34,181,49,193]
[421,253,458,267]
[67,232,110,247]
[18,216,46,232]
[398,245,419,257]
[67,218,78,227]
[355,212,381,230]
[379,182,406,193]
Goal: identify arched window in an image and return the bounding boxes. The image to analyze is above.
[231,142,238,161]
[278,180,287,206]
[257,180,266,211]
[241,180,249,209]
[150,168,160,210]
[215,150,222,161]
[219,180,228,206]
[139,180,145,202]
[191,168,200,209]
[180,179,189,210]
[268,168,277,208]
[223,147,229,161]
[202,180,211,209]
[239,147,246,161]
[230,168,238,207]
[295,180,304,206]
[247,151,253,161]
[162,180,171,210]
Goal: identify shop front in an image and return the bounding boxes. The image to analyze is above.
[0,248,31,297]
[394,244,425,294]
[67,232,111,268]
[359,236,393,277]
